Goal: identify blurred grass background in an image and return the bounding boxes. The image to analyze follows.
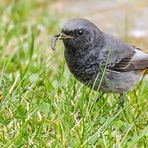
[0,0,148,147]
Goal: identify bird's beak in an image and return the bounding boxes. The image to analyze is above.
[51,33,73,50]
[55,33,73,40]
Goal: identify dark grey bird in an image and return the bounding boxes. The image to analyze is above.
[51,18,148,95]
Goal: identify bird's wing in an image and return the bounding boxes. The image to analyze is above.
[109,47,148,72]
[102,33,136,71]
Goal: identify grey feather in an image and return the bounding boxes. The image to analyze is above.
[131,48,148,70]
[101,33,136,71]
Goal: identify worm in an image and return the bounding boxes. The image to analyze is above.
[51,36,58,50]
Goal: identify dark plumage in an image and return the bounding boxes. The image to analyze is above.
[51,18,148,94]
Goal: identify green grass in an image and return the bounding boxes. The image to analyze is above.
[0,0,148,147]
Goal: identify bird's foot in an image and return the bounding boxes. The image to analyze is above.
[116,93,126,113]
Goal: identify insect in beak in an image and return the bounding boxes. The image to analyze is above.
[51,33,73,50]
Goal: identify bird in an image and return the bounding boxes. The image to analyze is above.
[51,18,148,98]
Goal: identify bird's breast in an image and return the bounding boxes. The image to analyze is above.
[64,50,99,84]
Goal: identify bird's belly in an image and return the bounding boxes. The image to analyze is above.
[67,61,141,93]
[99,70,142,93]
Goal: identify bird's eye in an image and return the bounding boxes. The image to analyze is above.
[77,30,83,36]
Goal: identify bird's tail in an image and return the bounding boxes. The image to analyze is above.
[132,49,148,74]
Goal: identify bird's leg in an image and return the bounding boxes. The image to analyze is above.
[88,92,104,114]
[96,92,104,102]
[117,93,125,111]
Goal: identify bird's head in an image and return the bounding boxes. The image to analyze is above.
[51,18,103,53]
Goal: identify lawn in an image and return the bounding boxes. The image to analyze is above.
[0,0,148,147]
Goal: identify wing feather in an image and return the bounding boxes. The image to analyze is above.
[131,48,148,70]
[102,33,135,71]
[101,33,148,72]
